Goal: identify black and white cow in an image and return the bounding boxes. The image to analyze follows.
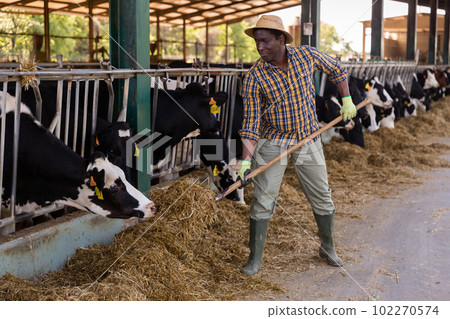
[193,92,246,204]
[6,80,132,179]
[416,69,440,102]
[361,77,395,131]
[316,78,365,148]
[392,75,416,118]
[1,92,155,219]
[410,73,431,111]
[147,82,227,169]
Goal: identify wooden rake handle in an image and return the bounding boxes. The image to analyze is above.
[215,98,372,202]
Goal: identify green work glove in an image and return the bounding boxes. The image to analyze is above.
[237,159,252,188]
[340,95,357,121]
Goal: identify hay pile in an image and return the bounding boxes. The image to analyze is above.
[0,97,449,301]
[0,180,283,300]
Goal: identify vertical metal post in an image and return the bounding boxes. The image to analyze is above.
[91,79,100,143]
[311,0,320,48]
[72,81,80,152]
[301,0,311,45]
[55,79,63,139]
[44,0,50,61]
[428,0,438,65]
[64,81,72,145]
[10,81,22,219]
[81,81,89,157]
[406,0,418,61]
[371,0,384,59]
[110,0,151,192]
[0,83,8,230]
[444,0,450,64]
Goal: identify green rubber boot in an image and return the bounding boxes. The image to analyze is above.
[314,212,343,267]
[240,218,270,276]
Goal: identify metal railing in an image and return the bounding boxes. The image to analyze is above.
[148,68,246,179]
[0,68,136,235]
[342,60,417,93]
[4,60,442,235]
[0,67,249,234]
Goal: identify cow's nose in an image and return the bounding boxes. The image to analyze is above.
[142,202,156,218]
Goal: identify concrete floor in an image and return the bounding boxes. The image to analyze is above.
[254,147,450,301]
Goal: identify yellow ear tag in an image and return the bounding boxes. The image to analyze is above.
[210,104,220,114]
[209,97,217,105]
[213,165,220,176]
[90,176,97,187]
[365,83,371,90]
[95,136,100,146]
[134,143,140,157]
[95,186,104,200]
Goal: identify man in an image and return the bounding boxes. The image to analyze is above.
[238,15,356,276]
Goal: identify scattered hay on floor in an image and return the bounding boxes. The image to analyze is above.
[0,96,449,301]
[0,179,282,301]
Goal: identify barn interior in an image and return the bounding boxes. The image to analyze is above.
[1,0,450,292]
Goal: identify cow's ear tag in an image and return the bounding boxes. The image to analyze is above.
[210,104,220,113]
[209,97,219,113]
[324,102,329,110]
[213,165,220,176]
[95,136,100,146]
[95,186,104,200]
[90,176,97,187]
[134,143,140,157]
[365,83,371,90]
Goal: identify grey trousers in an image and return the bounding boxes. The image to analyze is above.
[249,138,335,220]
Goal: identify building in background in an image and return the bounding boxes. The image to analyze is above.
[361,13,446,63]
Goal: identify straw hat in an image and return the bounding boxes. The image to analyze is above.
[244,15,294,44]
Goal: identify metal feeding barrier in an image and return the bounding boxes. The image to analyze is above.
[0,67,135,235]
[342,60,417,92]
[148,68,246,180]
[2,60,446,235]
[0,66,248,235]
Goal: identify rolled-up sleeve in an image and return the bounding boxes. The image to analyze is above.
[239,72,261,141]
[310,46,347,85]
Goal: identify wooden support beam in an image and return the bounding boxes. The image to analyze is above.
[88,0,94,61]
[205,21,209,63]
[44,0,50,62]
[183,18,187,61]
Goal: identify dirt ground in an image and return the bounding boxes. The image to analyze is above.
[246,139,450,301]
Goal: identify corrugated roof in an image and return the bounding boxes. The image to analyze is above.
[0,0,302,27]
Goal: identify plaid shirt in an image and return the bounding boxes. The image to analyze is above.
[240,45,348,148]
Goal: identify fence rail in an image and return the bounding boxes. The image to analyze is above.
[2,61,449,235]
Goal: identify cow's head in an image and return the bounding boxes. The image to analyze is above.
[365,77,393,108]
[75,152,156,219]
[93,121,132,180]
[422,69,440,90]
[361,103,380,133]
[183,83,228,134]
